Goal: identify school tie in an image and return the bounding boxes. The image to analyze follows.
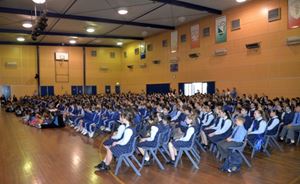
[231,127,239,139]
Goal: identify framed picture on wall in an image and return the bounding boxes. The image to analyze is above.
[288,0,300,29]
[134,48,139,55]
[170,63,178,72]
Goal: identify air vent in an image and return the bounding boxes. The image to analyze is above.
[246,42,261,49]
[5,61,17,68]
[188,53,200,59]
[169,56,179,63]
[127,65,134,69]
[214,49,228,56]
[152,60,161,64]
[91,50,97,57]
[99,67,108,71]
[268,8,281,22]
[139,63,147,68]
[287,36,300,46]
[203,27,210,37]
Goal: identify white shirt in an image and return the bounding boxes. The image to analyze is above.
[177,126,195,141]
[202,112,214,126]
[145,126,159,142]
[267,117,280,131]
[248,117,267,135]
[112,124,126,140]
[116,128,133,146]
[214,118,232,135]
[171,111,182,121]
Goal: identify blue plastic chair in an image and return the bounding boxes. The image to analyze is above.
[114,137,142,176]
[228,138,252,168]
[158,128,172,162]
[174,134,200,169]
[140,133,165,170]
[264,125,283,152]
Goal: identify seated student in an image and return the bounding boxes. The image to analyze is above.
[37,112,65,129]
[266,110,280,136]
[248,103,256,119]
[281,106,294,126]
[247,110,267,145]
[240,107,253,130]
[200,106,215,147]
[95,112,136,171]
[167,114,196,166]
[280,105,300,144]
[208,109,233,144]
[137,113,163,166]
[216,116,247,160]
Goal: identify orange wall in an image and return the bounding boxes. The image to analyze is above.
[1,0,300,97]
[0,45,37,97]
[120,0,300,97]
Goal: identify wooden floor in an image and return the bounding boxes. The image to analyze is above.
[1,110,300,184]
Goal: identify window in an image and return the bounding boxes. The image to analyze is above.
[184,82,208,96]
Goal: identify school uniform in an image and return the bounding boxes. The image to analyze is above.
[208,118,233,143]
[281,111,295,125]
[201,112,214,128]
[280,112,300,141]
[137,124,161,148]
[217,125,247,159]
[243,115,253,130]
[247,117,267,145]
[103,123,126,146]
[266,116,280,136]
[111,126,137,157]
[204,116,221,135]
[172,125,195,149]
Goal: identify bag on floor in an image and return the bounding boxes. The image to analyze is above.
[221,152,243,173]
[254,136,264,151]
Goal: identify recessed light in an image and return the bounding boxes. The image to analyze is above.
[236,0,246,3]
[17,37,25,42]
[118,8,128,15]
[22,21,32,28]
[117,42,123,46]
[69,39,76,44]
[32,0,46,4]
[142,31,148,37]
[178,16,186,23]
[86,27,95,33]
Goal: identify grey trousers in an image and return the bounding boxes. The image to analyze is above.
[280,125,300,141]
[217,140,243,160]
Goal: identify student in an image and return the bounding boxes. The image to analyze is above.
[167,114,196,166]
[281,106,294,125]
[247,110,267,145]
[216,116,247,160]
[241,107,253,130]
[266,110,280,136]
[280,105,300,144]
[137,113,162,166]
[208,110,233,144]
[200,106,214,147]
[95,112,136,171]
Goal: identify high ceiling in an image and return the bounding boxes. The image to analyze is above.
[0,0,247,47]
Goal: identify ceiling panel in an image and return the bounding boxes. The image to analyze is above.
[136,5,207,27]
[51,19,120,35]
[41,35,94,44]
[106,25,161,37]
[180,0,248,11]
[0,0,76,14]
[88,38,135,46]
[67,0,162,21]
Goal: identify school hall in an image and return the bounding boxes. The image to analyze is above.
[0,0,300,184]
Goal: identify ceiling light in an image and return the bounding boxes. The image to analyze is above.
[32,0,46,4]
[236,0,246,3]
[22,21,32,28]
[117,42,123,46]
[142,31,148,37]
[86,27,95,33]
[118,8,128,15]
[69,39,76,44]
[17,37,25,42]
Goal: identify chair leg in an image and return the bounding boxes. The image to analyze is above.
[125,157,141,176]
[114,156,124,176]
[251,148,256,159]
[131,155,142,169]
[174,150,183,168]
[184,150,199,169]
[191,147,201,163]
[150,149,165,170]
[238,150,252,168]
[196,139,206,152]
[271,137,283,152]
[158,148,169,162]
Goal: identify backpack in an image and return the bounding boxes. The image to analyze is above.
[254,136,264,151]
[221,152,243,173]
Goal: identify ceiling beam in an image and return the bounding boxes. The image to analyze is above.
[0,28,144,40]
[0,41,120,48]
[0,7,175,30]
[152,0,222,15]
